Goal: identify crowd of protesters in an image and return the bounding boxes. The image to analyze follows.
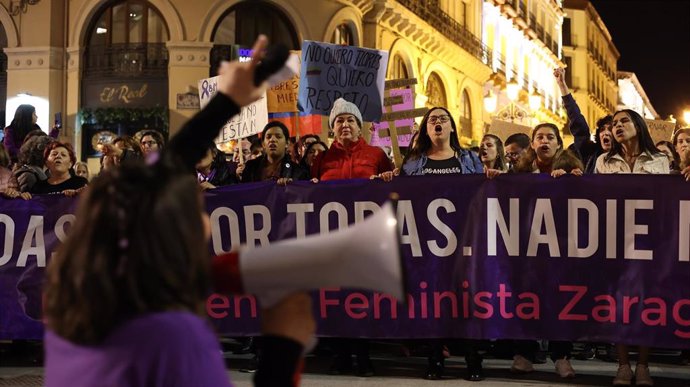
[2,45,690,387]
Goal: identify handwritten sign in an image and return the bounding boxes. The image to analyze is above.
[645,119,676,144]
[198,75,268,143]
[297,40,389,122]
[371,88,415,147]
[488,119,532,140]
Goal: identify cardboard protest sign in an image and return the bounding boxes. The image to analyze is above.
[371,88,415,147]
[268,78,300,113]
[198,75,268,144]
[297,40,389,122]
[267,52,301,113]
[488,119,532,140]
[645,119,676,144]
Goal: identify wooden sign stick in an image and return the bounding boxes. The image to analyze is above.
[384,89,403,168]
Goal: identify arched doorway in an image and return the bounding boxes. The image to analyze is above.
[80,0,170,160]
[425,72,447,109]
[389,54,409,80]
[209,0,300,76]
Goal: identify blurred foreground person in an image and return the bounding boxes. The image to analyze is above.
[43,35,315,387]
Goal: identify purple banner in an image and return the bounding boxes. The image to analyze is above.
[2,175,690,349]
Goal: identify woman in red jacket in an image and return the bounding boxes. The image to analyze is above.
[310,98,392,376]
[311,98,394,182]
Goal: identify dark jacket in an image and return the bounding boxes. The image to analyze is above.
[242,155,309,182]
[562,94,602,174]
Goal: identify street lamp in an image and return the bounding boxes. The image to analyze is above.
[506,81,520,102]
[528,92,542,111]
[683,109,690,125]
[483,90,497,113]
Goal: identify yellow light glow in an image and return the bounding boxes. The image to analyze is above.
[506,82,520,102]
[529,93,542,110]
[484,90,497,113]
[683,110,690,125]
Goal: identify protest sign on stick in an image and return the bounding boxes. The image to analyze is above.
[370,78,426,167]
[198,75,268,144]
[297,41,389,122]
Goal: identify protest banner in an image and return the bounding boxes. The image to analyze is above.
[3,175,690,349]
[198,75,268,143]
[297,41,389,122]
[645,119,676,144]
[488,118,532,139]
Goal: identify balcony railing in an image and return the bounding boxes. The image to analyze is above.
[397,0,492,65]
[84,43,168,79]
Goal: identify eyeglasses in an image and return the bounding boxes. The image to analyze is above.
[428,115,450,125]
[505,151,521,159]
[141,140,158,146]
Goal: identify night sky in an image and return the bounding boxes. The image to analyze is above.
[590,0,690,121]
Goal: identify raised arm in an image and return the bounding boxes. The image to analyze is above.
[166,36,268,171]
[554,67,592,155]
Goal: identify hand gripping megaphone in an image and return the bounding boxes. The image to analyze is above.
[211,201,406,307]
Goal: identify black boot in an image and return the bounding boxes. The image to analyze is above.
[465,353,484,382]
[424,358,444,380]
[356,355,375,377]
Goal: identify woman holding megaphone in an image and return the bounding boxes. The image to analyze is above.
[43,36,315,387]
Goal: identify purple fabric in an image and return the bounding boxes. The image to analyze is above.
[2,174,690,349]
[45,311,232,387]
[3,126,20,162]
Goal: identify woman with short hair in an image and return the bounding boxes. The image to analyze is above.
[30,142,88,196]
[311,98,393,182]
[242,121,309,184]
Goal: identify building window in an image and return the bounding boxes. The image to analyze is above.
[425,72,447,109]
[459,89,472,138]
[83,1,169,79]
[562,17,572,46]
[211,0,299,76]
[389,54,409,80]
[331,23,354,45]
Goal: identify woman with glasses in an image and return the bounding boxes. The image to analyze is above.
[401,107,483,176]
[399,107,484,382]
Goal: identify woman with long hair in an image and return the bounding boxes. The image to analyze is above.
[514,123,583,177]
[3,104,40,163]
[400,107,484,381]
[595,109,669,386]
[672,128,690,180]
[401,107,483,176]
[479,134,507,175]
[44,36,315,387]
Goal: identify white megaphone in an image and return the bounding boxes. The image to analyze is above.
[212,201,406,308]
